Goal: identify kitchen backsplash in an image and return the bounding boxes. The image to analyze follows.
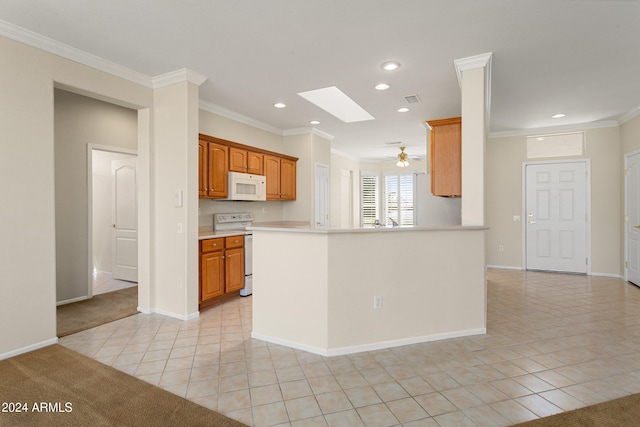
[198,199,286,231]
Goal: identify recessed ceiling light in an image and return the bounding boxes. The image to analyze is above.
[274,102,286,108]
[397,107,410,113]
[310,120,320,125]
[552,113,565,118]
[381,61,401,71]
[375,83,390,91]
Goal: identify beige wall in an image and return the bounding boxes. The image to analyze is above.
[54,89,138,303]
[252,227,486,355]
[0,36,153,358]
[486,126,623,276]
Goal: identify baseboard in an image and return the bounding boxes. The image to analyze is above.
[56,295,90,306]
[252,328,487,357]
[487,265,524,271]
[590,272,624,279]
[0,338,58,361]
[152,308,199,321]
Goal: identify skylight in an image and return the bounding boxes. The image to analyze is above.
[297,86,375,123]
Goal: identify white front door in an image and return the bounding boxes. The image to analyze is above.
[626,151,640,285]
[315,163,330,229]
[525,161,588,273]
[112,158,138,282]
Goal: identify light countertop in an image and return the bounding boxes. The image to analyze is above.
[248,224,488,234]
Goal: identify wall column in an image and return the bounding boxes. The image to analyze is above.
[455,53,492,226]
[152,70,206,319]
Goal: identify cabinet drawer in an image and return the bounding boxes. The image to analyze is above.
[225,235,244,249]
[201,238,224,253]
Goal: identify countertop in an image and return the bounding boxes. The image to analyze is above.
[198,229,249,240]
[248,224,488,234]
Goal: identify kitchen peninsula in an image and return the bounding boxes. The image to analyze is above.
[250,225,487,356]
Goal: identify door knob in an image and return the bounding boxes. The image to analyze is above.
[634,225,640,229]
[528,220,537,225]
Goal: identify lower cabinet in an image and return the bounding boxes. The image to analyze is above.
[200,235,244,305]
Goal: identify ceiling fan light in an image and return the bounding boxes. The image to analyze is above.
[396,147,410,167]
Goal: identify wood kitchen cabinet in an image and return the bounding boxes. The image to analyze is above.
[199,235,245,306]
[426,116,461,197]
[198,139,229,199]
[229,147,264,175]
[199,133,298,200]
[200,238,225,301]
[264,154,297,200]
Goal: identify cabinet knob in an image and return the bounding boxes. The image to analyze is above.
[222,256,225,259]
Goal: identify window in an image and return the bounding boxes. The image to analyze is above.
[360,173,379,227]
[361,172,415,227]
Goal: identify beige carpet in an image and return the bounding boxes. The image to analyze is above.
[512,393,640,426]
[57,287,138,337]
[0,344,246,427]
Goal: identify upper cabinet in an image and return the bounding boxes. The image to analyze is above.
[199,139,228,199]
[199,133,297,200]
[229,147,264,175]
[264,155,296,200]
[426,117,461,197]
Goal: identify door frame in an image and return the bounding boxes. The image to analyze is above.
[521,159,592,274]
[87,144,137,298]
[624,149,640,282]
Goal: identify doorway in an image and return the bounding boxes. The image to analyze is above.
[524,160,590,273]
[88,146,138,297]
[625,150,640,286]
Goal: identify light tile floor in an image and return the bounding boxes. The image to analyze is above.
[59,269,640,426]
[93,271,137,295]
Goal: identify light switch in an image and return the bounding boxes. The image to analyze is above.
[513,215,521,222]
[174,190,183,207]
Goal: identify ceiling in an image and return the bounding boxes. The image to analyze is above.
[1,0,639,162]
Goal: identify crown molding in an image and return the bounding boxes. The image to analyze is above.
[619,104,640,125]
[152,68,207,88]
[454,52,492,88]
[488,119,619,139]
[454,52,492,131]
[199,100,283,136]
[284,127,335,141]
[0,19,153,88]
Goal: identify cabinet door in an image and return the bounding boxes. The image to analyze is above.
[208,143,229,198]
[264,155,281,200]
[225,247,245,293]
[427,117,461,197]
[201,252,224,301]
[198,140,208,197]
[229,147,247,173]
[280,158,297,200]
[247,151,264,175]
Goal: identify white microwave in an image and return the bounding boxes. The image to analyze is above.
[227,172,266,201]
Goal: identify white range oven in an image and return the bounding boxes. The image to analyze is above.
[213,212,254,296]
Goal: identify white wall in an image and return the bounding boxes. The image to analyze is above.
[55,89,137,303]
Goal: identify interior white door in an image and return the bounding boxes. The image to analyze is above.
[340,169,353,228]
[112,158,138,282]
[315,163,330,229]
[525,162,587,273]
[626,151,640,285]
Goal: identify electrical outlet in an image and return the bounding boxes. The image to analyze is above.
[498,245,504,252]
[374,296,383,309]
[177,277,183,289]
